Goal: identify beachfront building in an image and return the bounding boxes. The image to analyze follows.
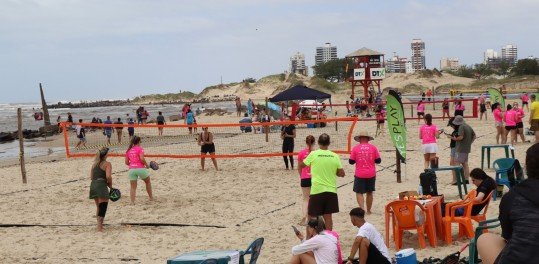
[501,44,518,65]
[411,39,426,70]
[405,61,414,74]
[386,55,408,73]
[289,52,308,76]
[315,42,338,65]
[440,57,459,71]
[484,49,499,64]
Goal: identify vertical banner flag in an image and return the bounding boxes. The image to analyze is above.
[488,87,505,108]
[386,90,406,162]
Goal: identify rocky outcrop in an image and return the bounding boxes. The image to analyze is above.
[0,126,61,144]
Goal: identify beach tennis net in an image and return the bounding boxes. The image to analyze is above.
[60,117,358,159]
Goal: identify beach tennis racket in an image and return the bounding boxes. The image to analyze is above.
[149,161,159,170]
[109,188,121,202]
[440,243,469,264]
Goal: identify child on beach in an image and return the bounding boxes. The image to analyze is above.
[75,119,86,149]
[89,147,112,232]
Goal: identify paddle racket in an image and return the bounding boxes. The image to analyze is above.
[440,243,469,264]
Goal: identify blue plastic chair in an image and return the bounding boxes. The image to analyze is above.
[239,237,264,264]
[468,219,501,264]
[493,158,515,201]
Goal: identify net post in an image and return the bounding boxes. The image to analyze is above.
[265,97,269,142]
[335,111,338,132]
[17,108,27,184]
[396,149,402,183]
[62,122,71,157]
[410,104,413,118]
[472,98,478,118]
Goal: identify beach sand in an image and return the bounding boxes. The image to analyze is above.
[0,101,531,263]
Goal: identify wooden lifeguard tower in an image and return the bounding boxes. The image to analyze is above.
[345,47,385,100]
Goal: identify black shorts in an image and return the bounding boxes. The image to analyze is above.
[480,104,487,113]
[366,243,391,264]
[128,130,134,137]
[377,120,385,124]
[522,101,528,105]
[300,178,312,188]
[201,143,216,154]
[505,126,516,131]
[308,192,339,216]
[516,122,524,129]
[454,110,464,116]
[157,121,164,125]
[353,177,376,194]
[417,112,424,117]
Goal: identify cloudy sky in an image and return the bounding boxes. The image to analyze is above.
[1,0,538,103]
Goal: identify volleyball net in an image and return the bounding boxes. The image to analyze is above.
[60,117,358,159]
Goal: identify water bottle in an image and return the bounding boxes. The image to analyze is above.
[418,185,423,196]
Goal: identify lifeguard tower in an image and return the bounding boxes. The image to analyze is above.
[345,47,385,100]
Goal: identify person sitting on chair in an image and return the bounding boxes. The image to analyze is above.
[478,144,539,264]
[441,168,496,216]
[346,207,391,264]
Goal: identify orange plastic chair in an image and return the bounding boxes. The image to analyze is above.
[442,190,477,244]
[386,200,428,250]
[470,190,494,224]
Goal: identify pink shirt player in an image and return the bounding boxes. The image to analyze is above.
[349,143,381,178]
[522,94,529,103]
[493,108,503,123]
[420,124,438,144]
[505,110,517,127]
[417,103,425,113]
[514,108,524,123]
[127,146,145,169]
[297,148,312,179]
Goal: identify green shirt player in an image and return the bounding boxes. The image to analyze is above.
[299,133,345,231]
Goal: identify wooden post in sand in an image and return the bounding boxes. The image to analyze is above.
[395,149,402,183]
[265,97,269,142]
[17,108,27,184]
[39,83,51,126]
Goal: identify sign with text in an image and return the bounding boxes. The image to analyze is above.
[386,90,406,162]
[353,68,366,80]
[370,68,386,80]
[369,55,382,64]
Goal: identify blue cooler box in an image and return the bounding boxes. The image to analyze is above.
[395,248,417,264]
[307,123,315,128]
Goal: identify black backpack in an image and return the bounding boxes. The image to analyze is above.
[420,169,438,196]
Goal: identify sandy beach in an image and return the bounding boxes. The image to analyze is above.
[0,100,532,264]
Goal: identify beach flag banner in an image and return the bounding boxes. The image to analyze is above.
[386,90,406,162]
[60,117,358,159]
[488,87,505,108]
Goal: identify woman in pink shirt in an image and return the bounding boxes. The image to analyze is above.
[125,136,153,204]
[297,135,315,225]
[419,114,441,169]
[521,92,530,111]
[513,102,529,143]
[416,100,425,124]
[504,104,518,145]
[454,100,465,116]
[492,103,504,144]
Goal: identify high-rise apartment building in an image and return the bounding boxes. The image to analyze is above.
[386,55,408,73]
[440,57,459,70]
[315,42,338,65]
[501,44,518,65]
[289,52,308,76]
[484,49,498,64]
[411,39,426,70]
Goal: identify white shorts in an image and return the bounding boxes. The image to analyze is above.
[421,143,438,154]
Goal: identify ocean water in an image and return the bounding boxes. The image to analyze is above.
[0,101,237,161]
[0,101,237,133]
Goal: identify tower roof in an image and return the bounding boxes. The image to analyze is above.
[345,47,384,58]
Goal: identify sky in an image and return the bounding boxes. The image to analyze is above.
[1,0,538,103]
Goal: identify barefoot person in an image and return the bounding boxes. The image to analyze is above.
[477,144,539,264]
[479,93,487,121]
[198,127,218,171]
[503,104,517,145]
[492,103,504,144]
[299,133,345,231]
[156,111,166,136]
[513,102,528,143]
[349,132,381,214]
[451,115,476,181]
[114,118,123,143]
[125,136,153,204]
[89,147,112,232]
[529,94,539,142]
[75,119,87,149]
[419,114,441,169]
[297,135,315,225]
[416,100,425,124]
[346,207,391,264]
[290,216,340,264]
[281,119,296,170]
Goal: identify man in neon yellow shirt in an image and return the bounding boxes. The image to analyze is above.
[529,94,539,142]
[299,133,345,230]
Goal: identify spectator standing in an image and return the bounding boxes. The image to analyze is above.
[451,115,476,181]
[349,132,381,214]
